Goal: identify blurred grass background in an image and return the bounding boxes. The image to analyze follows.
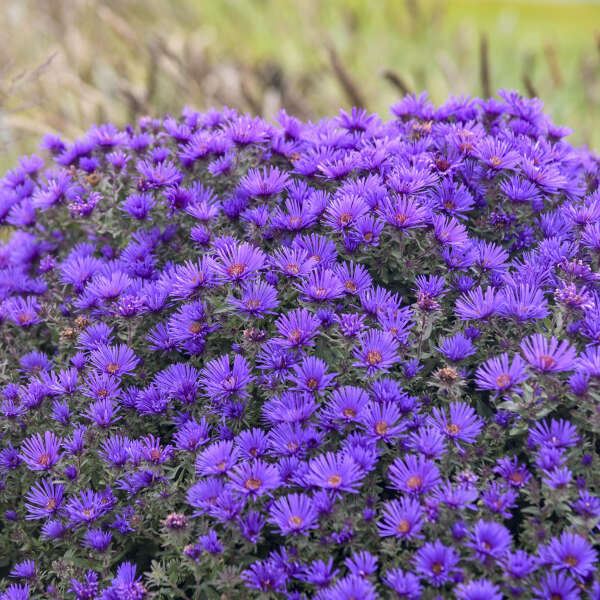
[1,0,600,172]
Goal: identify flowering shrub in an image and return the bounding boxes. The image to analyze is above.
[1,90,600,600]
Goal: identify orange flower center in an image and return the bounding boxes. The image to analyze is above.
[106,362,120,374]
[446,423,460,435]
[327,474,342,487]
[375,421,388,435]
[397,519,411,534]
[495,374,511,389]
[227,263,246,278]
[366,350,382,366]
[288,515,303,528]
[244,477,262,491]
[407,475,423,490]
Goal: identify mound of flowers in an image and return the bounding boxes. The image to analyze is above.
[0,90,600,599]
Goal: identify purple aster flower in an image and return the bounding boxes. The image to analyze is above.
[377,496,424,540]
[170,256,218,300]
[431,214,469,247]
[532,572,580,600]
[481,481,518,519]
[359,401,406,441]
[9,560,36,580]
[287,356,336,395]
[382,567,422,600]
[103,562,147,600]
[306,451,364,493]
[428,401,484,449]
[199,354,254,402]
[520,334,576,373]
[227,279,279,317]
[241,559,287,594]
[528,419,580,449]
[64,489,106,526]
[333,261,372,295]
[240,167,289,197]
[275,307,321,349]
[436,332,475,361]
[24,478,65,520]
[541,532,597,580]
[388,454,441,495]
[475,353,529,394]
[69,570,99,600]
[455,579,503,600]
[40,519,66,540]
[136,159,183,189]
[493,456,532,488]
[380,195,429,230]
[89,344,139,378]
[0,584,29,600]
[323,194,369,231]
[466,520,512,562]
[327,575,377,600]
[20,431,62,472]
[81,528,112,553]
[228,459,280,500]
[352,329,401,375]
[455,286,502,321]
[296,268,345,303]
[268,493,319,536]
[499,284,549,321]
[216,242,266,284]
[413,539,460,587]
[321,385,370,426]
[270,247,317,279]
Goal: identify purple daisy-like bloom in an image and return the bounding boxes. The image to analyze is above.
[199,354,254,402]
[81,528,112,553]
[466,520,512,562]
[0,584,30,600]
[216,242,266,284]
[382,568,422,600]
[377,496,424,540]
[24,478,65,520]
[541,532,597,581]
[529,418,580,449]
[431,214,469,247]
[493,456,532,488]
[436,332,475,361]
[9,560,36,580]
[296,268,345,303]
[227,279,279,317]
[64,489,105,526]
[321,385,370,425]
[455,579,503,600]
[359,401,406,441]
[20,431,62,472]
[326,575,377,600]
[388,454,441,495]
[380,195,429,230]
[455,286,502,321]
[475,353,529,394]
[268,493,318,536]
[275,307,321,349]
[323,194,369,231]
[88,344,139,378]
[428,401,484,449]
[306,451,364,494]
[239,166,290,197]
[413,539,460,587]
[532,572,580,600]
[520,334,577,373]
[287,356,336,395]
[352,329,401,375]
[228,459,280,500]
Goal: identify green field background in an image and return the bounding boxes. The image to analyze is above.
[1,0,599,172]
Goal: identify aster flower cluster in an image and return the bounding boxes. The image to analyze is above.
[1,90,600,599]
